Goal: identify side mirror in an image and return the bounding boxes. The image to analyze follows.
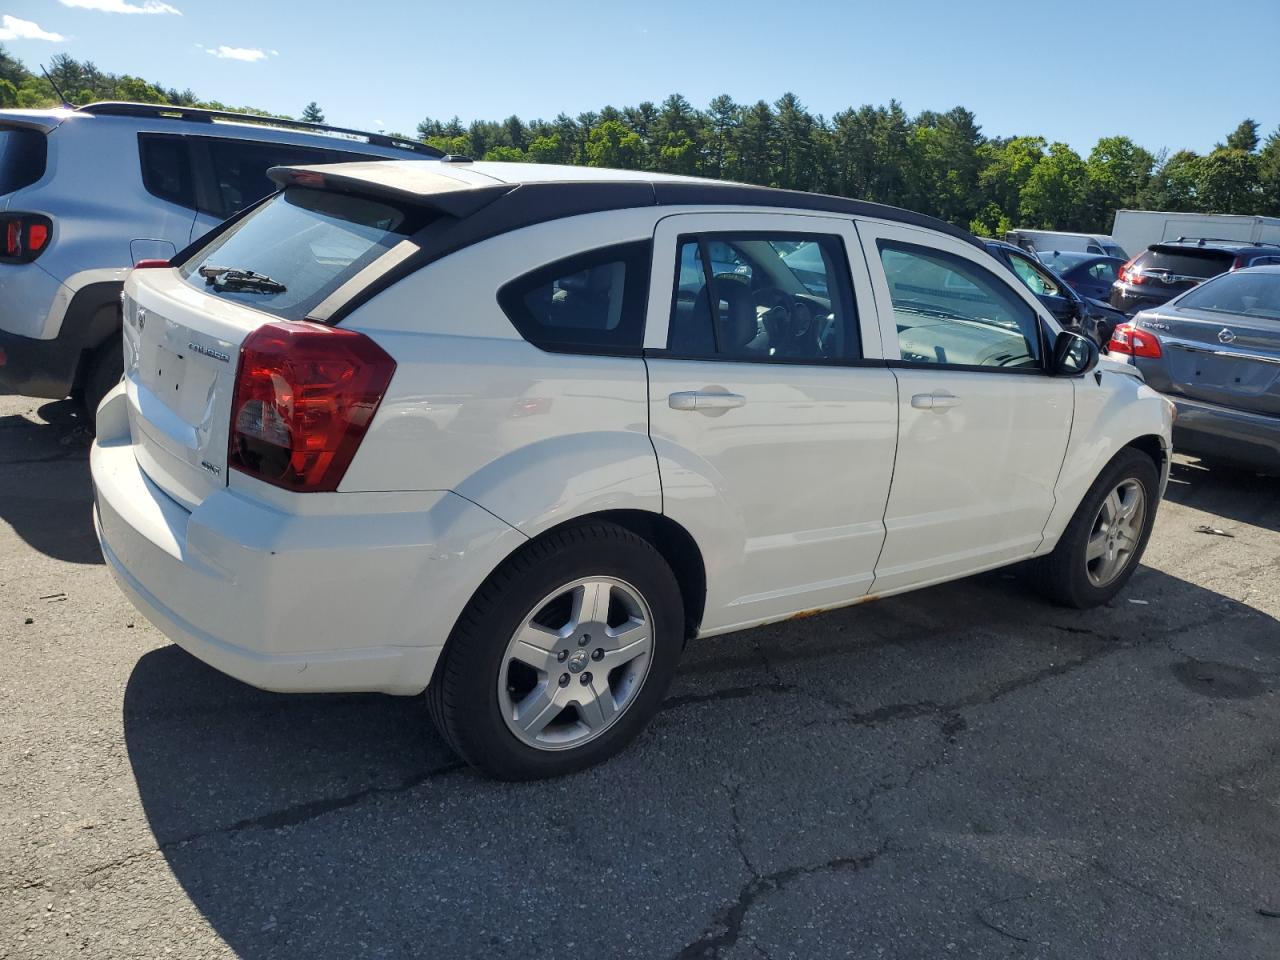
[1051,330,1099,377]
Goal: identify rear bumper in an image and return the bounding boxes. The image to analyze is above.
[0,325,83,397]
[91,387,526,694]
[1171,395,1280,471]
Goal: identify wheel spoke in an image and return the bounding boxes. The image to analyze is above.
[1086,531,1109,562]
[513,684,562,739]
[574,681,619,731]
[1102,490,1121,528]
[510,623,561,673]
[569,580,611,631]
[604,617,650,652]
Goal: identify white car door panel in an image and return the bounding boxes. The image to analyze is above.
[644,212,898,633]
[855,220,1073,594]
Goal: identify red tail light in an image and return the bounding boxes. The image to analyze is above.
[1230,255,1247,271]
[228,322,396,492]
[0,214,52,262]
[1117,256,1146,285]
[132,259,171,269]
[1107,322,1163,359]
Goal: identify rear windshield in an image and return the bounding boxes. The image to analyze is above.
[1137,247,1233,279]
[0,127,47,196]
[1175,271,1280,321]
[181,187,427,320]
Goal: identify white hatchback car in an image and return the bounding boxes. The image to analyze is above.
[91,161,1173,779]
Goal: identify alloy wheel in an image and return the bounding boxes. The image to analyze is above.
[497,577,654,751]
[1085,478,1146,587]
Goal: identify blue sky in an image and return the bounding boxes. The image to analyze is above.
[2,0,1277,155]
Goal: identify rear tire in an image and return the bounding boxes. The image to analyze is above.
[1029,448,1159,608]
[427,521,684,780]
[82,339,123,428]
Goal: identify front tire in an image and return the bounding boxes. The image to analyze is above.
[427,521,684,780]
[1029,448,1159,608]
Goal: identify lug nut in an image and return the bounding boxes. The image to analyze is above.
[580,672,592,685]
[579,633,591,647]
[558,673,570,687]
[591,648,604,661]
[556,649,568,663]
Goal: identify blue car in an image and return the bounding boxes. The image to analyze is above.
[1036,251,1126,302]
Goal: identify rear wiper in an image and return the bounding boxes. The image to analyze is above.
[199,265,287,294]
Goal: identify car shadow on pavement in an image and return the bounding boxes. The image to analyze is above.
[0,399,101,564]
[1163,456,1280,534]
[122,562,1280,959]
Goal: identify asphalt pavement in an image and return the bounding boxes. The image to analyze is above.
[3,392,1279,960]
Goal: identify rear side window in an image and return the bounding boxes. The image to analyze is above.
[206,139,372,218]
[139,134,196,209]
[1138,248,1233,279]
[497,241,651,355]
[180,186,430,320]
[0,127,47,196]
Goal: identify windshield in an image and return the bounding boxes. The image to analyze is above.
[181,187,427,320]
[1137,247,1233,279]
[1175,270,1280,321]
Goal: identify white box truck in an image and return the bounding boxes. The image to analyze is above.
[1004,229,1128,259]
[1111,211,1280,259]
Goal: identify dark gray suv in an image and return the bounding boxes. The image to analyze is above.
[1110,238,1280,315]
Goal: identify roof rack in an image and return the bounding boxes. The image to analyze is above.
[74,102,442,157]
[1168,236,1280,248]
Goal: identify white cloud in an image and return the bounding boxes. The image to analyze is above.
[59,0,181,14]
[0,15,66,41]
[206,45,267,62]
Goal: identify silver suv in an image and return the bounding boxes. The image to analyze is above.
[0,101,440,415]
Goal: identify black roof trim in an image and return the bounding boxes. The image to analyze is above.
[650,180,983,249]
[292,174,981,325]
[75,101,443,157]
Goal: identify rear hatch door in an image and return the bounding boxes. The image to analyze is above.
[121,182,440,510]
[1137,245,1233,297]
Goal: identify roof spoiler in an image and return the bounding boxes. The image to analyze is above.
[267,164,516,220]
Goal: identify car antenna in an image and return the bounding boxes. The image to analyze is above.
[40,65,74,108]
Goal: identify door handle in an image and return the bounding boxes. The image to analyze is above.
[911,392,962,411]
[669,390,746,411]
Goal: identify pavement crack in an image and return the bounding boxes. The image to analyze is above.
[158,759,465,848]
[670,839,892,960]
[974,892,1035,944]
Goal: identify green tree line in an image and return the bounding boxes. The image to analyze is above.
[5,48,1279,236]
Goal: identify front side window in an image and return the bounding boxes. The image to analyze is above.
[1007,252,1060,297]
[878,241,1041,370]
[668,233,859,363]
[497,241,650,354]
[181,186,427,320]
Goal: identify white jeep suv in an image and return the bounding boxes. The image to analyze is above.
[91,160,1173,779]
[0,102,438,416]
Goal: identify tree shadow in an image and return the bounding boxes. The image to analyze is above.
[122,562,1280,959]
[1163,455,1280,535]
[0,399,101,564]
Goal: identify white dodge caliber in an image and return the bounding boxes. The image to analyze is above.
[91,161,1173,779]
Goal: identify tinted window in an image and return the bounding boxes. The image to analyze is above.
[181,186,428,320]
[1175,271,1280,320]
[1007,253,1060,297]
[139,134,196,209]
[207,139,368,217]
[1087,261,1119,283]
[498,241,650,354]
[1136,248,1233,279]
[878,241,1041,369]
[0,127,47,196]
[669,233,859,362]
